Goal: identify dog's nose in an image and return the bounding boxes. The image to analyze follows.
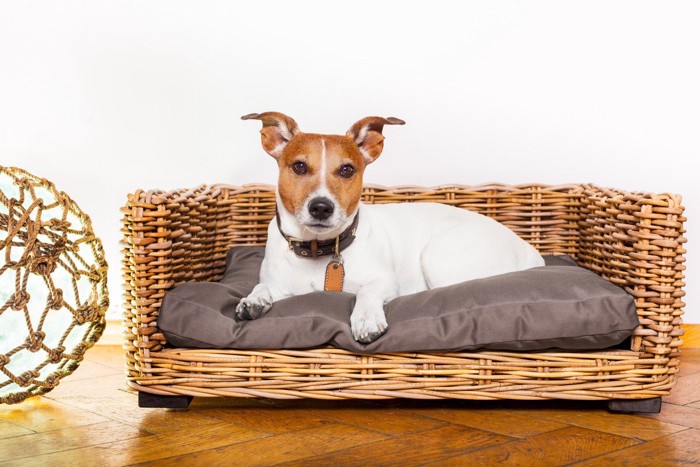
[308,197,335,220]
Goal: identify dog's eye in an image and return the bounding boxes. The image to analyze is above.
[338,164,356,179]
[291,161,308,175]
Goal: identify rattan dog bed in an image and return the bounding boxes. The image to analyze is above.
[121,183,686,412]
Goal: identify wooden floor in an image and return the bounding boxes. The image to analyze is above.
[2,346,700,466]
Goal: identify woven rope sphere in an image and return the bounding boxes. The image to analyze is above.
[0,166,108,404]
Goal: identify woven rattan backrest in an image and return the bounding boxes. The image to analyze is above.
[216,183,584,253]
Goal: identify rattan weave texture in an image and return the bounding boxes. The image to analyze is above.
[121,183,685,401]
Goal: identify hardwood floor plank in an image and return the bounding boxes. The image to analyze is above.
[0,420,34,440]
[641,402,700,429]
[194,403,335,435]
[664,372,700,406]
[573,428,700,466]
[0,421,149,463]
[43,373,128,399]
[10,422,268,467]
[508,404,687,440]
[678,348,700,376]
[270,399,447,436]
[393,404,568,438]
[0,396,109,432]
[46,378,224,434]
[145,423,391,467]
[681,325,700,349]
[429,426,640,466]
[57,359,122,382]
[680,361,700,377]
[281,424,512,466]
[58,394,227,434]
[86,345,126,370]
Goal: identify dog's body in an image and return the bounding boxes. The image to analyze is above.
[237,112,544,343]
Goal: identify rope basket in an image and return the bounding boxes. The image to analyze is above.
[0,166,109,404]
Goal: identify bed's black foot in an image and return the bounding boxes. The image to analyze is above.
[608,397,662,414]
[138,391,194,409]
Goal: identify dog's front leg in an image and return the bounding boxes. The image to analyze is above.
[236,283,274,320]
[351,284,393,344]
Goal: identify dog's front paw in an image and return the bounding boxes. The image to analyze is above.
[236,284,273,320]
[236,297,271,320]
[350,306,388,344]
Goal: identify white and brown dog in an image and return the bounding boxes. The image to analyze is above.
[237,112,544,343]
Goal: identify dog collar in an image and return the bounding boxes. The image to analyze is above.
[275,208,359,258]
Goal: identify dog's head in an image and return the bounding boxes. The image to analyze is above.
[243,112,404,237]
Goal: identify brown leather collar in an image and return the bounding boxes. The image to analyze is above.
[275,209,359,258]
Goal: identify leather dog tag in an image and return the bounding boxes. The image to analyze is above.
[324,258,344,292]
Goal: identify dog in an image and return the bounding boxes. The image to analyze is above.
[236,112,545,343]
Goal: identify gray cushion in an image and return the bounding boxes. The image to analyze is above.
[158,246,638,352]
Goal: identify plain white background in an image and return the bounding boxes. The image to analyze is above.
[1,1,697,322]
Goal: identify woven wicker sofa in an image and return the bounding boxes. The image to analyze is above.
[121,183,686,412]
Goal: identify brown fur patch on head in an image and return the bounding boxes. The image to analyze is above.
[277,133,322,217]
[277,133,366,217]
[323,135,366,216]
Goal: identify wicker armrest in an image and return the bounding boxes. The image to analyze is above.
[577,184,687,356]
[121,184,276,373]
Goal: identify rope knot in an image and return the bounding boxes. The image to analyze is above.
[29,254,57,275]
[48,346,65,363]
[17,177,33,191]
[17,370,39,387]
[26,331,46,352]
[45,218,72,231]
[5,393,25,404]
[11,290,30,310]
[75,296,99,324]
[44,373,61,387]
[49,288,64,310]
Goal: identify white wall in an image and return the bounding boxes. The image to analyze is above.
[1,1,698,322]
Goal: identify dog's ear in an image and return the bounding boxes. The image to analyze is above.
[242,112,300,159]
[346,116,405,164]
